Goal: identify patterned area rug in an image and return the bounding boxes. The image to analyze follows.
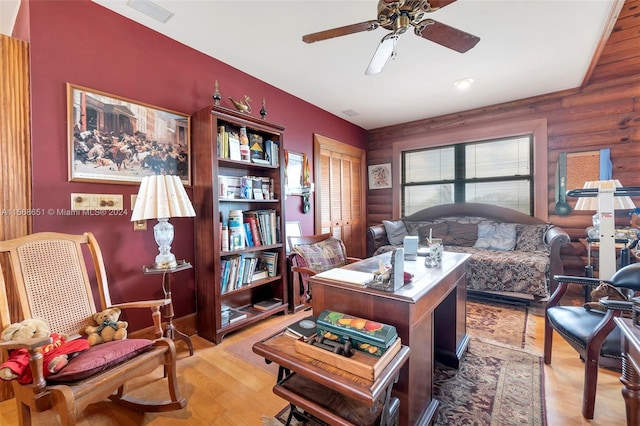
[262,301,546,426]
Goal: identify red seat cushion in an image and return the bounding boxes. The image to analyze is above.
[47,339,153,383]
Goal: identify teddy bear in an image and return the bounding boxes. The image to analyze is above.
[0,318,89,383]
[583,281,630,312]
[84,307,128,346]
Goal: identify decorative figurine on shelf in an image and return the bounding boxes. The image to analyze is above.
[213,80,221,106]
[229,95,252,114]
[260,98,267,120]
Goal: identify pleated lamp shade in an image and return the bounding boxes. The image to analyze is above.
[574,180,636,211]
[131,175,195,221]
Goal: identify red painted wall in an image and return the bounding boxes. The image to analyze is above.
[15,0,367,331]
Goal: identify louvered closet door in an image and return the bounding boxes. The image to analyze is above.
[315,135,365,258]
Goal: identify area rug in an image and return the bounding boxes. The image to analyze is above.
[262,301,546,425]
[466,300,530,348]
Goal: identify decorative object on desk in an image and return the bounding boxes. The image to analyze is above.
[260,97,267,119]
[368,163,391,189]
[569,179,637,280]
[316,310,398,357]
[213,80,221,106]
[130,175,196,268]
[228,95,252,113]
[367,248,407,292]
[403,235,418,260]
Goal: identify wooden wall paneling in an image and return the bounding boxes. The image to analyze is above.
[0,34,31,402]
[366,0,640,276]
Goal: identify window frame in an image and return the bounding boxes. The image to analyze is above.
[401,134,535,216]
[390,118,548,221]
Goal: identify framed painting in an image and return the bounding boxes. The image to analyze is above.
[67,83,191,185]
[285,221,302,252]
[368,163,392,189]
[286,150,305,195]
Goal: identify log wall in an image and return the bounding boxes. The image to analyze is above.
[367,0,640,276]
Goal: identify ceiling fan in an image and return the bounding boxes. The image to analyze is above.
[302,0,480,75]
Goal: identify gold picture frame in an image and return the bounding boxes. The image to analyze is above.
[67,83,191,185]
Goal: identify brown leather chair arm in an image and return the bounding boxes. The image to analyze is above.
[346,257,361,264]
[545,225,571,293]
[366,224,389,257]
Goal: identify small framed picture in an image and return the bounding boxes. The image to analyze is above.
[368,163,392,189]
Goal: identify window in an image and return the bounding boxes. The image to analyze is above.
[402,135,533,216]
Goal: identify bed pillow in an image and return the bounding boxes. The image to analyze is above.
[446,222,478,247]
[382,220,408,245]
[474,223,517,251]
[417,222,450,245]
[515,224,550,252]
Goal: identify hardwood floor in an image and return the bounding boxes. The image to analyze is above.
[0,305,627,425]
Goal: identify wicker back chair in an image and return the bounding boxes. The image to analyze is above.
[0,232,186,425]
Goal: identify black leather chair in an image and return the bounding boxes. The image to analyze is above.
[544,262,640,419]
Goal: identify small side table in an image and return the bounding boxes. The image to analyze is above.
[142,260,194,356]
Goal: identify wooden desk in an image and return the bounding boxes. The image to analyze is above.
[614,317,640,426]
[253,333,410,425]
[309,251,470,426]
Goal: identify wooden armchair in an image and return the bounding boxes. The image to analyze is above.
[544,262,640,419]
[0,232,186,425]
[287,234,360,311]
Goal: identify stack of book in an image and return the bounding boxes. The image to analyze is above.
[252,297,283,312]
[221,304,247,326]
[284,315,317,342]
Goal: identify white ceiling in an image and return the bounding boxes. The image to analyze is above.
[2,1,620,130]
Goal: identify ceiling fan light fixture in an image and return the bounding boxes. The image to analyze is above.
[365,34,399,76]
[454,78,474,90]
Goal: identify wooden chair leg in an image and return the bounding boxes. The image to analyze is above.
[583,310,618,419]
[543,314,553,364]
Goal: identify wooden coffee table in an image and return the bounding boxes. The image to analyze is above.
[253,332,410,426]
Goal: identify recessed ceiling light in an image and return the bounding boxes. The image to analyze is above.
[127,0,174,23]
[454,78,474,90]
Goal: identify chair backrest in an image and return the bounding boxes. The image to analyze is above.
[0,232,112,337]
[289,234,349,273]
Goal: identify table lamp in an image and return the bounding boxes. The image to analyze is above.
[131,175,196,268]
[570,179,637,279]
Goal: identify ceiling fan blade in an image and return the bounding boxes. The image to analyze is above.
[427,0,458,10]
[415,19,480,53]
[365,33,399,75]
[303,20,379,44]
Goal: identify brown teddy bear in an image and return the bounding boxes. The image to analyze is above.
[0,318,89,383]
[84,307,128,346]
[583,282,630,312]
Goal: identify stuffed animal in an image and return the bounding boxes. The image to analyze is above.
[84,307,128,346]
[584,282,630,312]
[0,318,89,383]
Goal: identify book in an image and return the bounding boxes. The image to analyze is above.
[228,130,241,161]
[261,251,278,277]
[227,308,247,324]
[249,133,264,162]
[250,269,269,282]
[285,315,317,341]
[252,297,283,312]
